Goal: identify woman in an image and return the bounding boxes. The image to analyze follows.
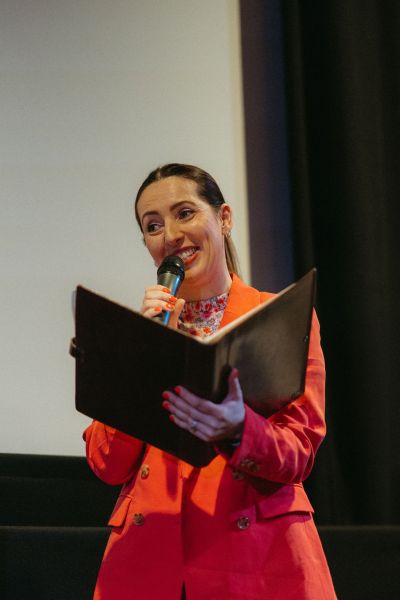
[84,163,337,599]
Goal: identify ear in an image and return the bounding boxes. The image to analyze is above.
[220,203,233,233]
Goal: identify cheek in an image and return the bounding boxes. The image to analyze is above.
[199,216,223,246]
[204,223,224,254]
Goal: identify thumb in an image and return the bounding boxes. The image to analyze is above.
[169,298,185,329]
[224,367,242,403]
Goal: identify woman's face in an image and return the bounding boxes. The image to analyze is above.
[136,176,232,298]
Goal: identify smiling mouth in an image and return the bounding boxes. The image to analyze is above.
[175,247,199,263]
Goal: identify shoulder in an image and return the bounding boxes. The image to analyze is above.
[221,274,274,326]
[230,273,274,306]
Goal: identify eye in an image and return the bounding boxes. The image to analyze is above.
[177,207,195,221]
[145,221,163,234]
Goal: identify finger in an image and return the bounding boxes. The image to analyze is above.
[169,401,218,435]
[168,298,185,329]
[168,412,216,442]
[141,298,178,318]
[224,367,243,402]
[164,394,194,422]
[146,284,172,294]
[164,390,242,442]
[143,285,173,302]
[143,306,164,319]
[144,298,176,311]
[163,390,220,431]
[140,286,177,314]
[164,389,208,424]
[175,386,227,422]
[173,386,223,418]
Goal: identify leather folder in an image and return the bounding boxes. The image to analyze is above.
[71,269,316,467]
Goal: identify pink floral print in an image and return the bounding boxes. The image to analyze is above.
[178,292,228,338]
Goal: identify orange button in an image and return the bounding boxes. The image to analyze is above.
[133,513,145,526]
[140,464,150,479]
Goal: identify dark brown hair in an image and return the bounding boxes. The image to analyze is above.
[134,163,240,274]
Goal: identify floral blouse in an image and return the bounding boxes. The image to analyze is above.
[178,292,229,338]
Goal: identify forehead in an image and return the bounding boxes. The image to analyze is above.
[137,176,205,216]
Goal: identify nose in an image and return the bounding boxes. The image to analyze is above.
[164,217,184,250]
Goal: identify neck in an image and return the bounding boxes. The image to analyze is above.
[179,268,232,301]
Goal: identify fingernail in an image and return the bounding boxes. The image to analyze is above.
[161,391,169,400]
[166,303,174,310]
[169,414,175,422]
[162,287,171,293]
[168,296,177,304]
[174,386,182,394]
[154,306,162,312]
[162,401,170,410]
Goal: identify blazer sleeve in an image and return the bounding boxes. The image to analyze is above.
[226,311,326,484]
[83,421,145,485]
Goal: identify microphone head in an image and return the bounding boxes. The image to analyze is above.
[157,255,185,281]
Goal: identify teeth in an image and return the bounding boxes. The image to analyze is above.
[177,247,198,260]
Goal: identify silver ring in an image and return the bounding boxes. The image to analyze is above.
[189,419,198,432]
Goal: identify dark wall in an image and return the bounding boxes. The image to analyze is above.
[240,0,400,524]
[240,0,294,292]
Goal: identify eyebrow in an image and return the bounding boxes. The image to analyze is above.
[140,200,196,223]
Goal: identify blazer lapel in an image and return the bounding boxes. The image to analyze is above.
[219,274,262,329]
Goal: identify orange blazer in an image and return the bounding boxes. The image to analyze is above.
[84,275,337,600]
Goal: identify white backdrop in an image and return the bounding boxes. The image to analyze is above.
[0,0,249,455]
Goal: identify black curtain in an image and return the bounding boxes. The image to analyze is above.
[240,1,295,292]
[241,1,400,524]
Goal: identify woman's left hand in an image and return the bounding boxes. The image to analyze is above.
[162,368,245,443]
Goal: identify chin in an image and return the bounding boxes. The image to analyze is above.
[185,260,205,279]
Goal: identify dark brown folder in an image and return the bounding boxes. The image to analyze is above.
[71,269,316,467]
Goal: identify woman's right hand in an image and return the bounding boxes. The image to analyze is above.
[140,285,185,329]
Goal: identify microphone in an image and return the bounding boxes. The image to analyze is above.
[156,255,185,325]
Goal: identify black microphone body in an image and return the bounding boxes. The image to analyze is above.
[156,255,185,325]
